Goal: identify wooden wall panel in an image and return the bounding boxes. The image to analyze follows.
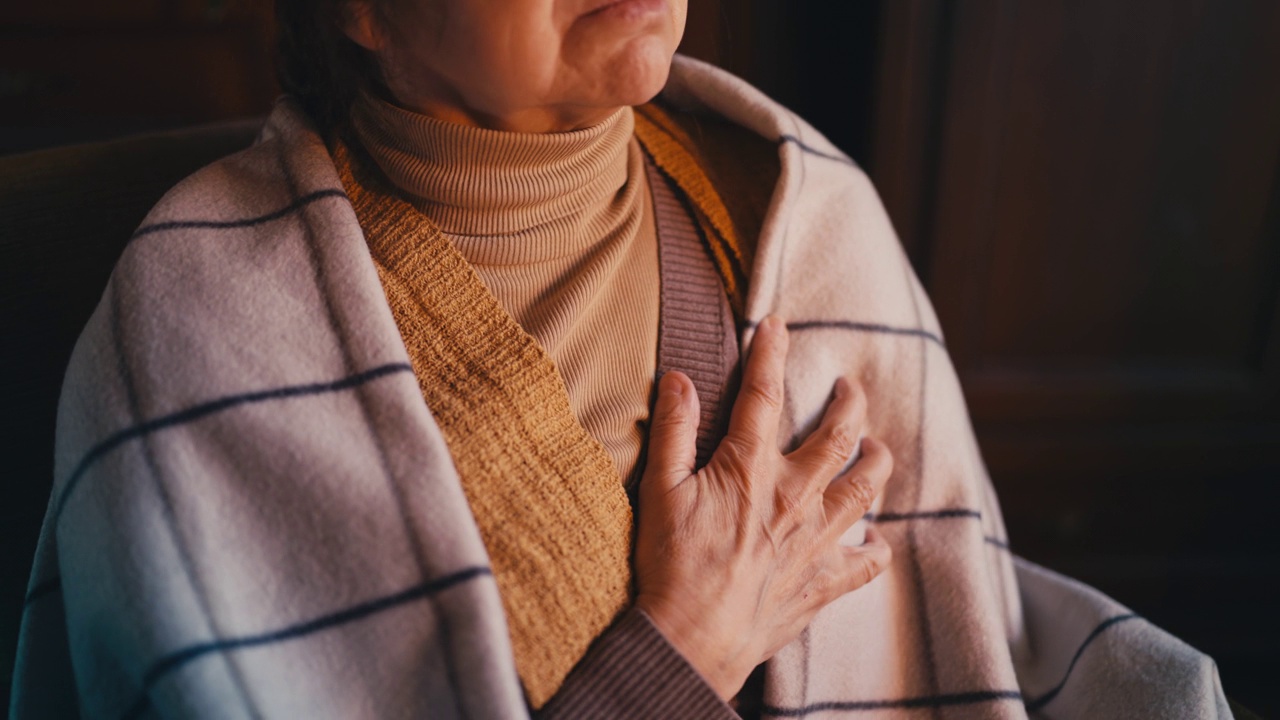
[873,0,1280,711]
[0,0,275,153]
[933,0,1280,419]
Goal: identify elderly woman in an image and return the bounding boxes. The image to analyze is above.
[12,0,1231,718]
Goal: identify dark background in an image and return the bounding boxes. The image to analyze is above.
[3,0,1278,714]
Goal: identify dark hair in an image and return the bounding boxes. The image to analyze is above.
[274,0,386,136]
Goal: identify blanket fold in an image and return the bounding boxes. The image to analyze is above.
[336,136,635,708]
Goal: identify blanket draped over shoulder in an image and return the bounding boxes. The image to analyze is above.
[11,56,1231,719]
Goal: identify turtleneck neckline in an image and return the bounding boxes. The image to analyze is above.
[351,95,636,258]
[348,91,660,491]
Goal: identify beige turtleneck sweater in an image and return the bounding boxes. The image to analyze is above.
[352,99,660,482]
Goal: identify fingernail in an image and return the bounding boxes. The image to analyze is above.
[661,373,684,397]
[834,377,849,399]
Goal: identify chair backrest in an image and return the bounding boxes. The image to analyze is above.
[0,119,262,700]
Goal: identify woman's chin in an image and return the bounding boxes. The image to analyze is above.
[593,38,677,107]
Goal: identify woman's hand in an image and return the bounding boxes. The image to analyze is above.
[633,316,894,700]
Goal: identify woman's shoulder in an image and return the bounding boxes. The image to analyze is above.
[657,56,899,260]
[661,55,865,177]
[655,57,915,335]
[121,100,344,264]
[661,56,881,208]
[110,100,357,309]
[63,100,376,435]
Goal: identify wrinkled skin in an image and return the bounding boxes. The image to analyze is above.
[341,0,688,132]
[635,317,893,698]
[339,0,893,696]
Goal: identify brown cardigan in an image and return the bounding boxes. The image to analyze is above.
[335,103,764,713]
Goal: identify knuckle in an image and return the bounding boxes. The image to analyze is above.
[856,557,878,587]
[716,437,758,475]
[770,495,792,523]
[841,476,876,516]
[844,553,881,590]
[857,546,892,586]
[744,376,785,410]
[820,423,858,465]
[807,565,838,603]
[650,409,687,433]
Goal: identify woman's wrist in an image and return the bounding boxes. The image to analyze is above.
[632,596,750,700]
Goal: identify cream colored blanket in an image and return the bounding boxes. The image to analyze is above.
[11,56,1230,718]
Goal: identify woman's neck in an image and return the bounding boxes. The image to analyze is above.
[350,93,639,258]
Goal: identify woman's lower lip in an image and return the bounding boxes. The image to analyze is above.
[582,0,665,22]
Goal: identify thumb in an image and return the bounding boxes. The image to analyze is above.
[642,371,700,492]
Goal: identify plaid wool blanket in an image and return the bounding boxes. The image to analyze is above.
[11,56,1231,718]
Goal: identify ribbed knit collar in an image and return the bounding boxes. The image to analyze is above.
[351,95,638,263]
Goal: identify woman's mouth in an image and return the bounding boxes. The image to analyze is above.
[581,0,665,23]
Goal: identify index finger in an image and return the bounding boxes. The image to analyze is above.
[724,315,789,450]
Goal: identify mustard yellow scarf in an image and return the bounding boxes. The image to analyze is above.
[335,103,754,708]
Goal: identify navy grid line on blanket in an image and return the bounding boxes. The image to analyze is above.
[281,147,475,717]
[21,509,1011,608]
[759,614,1143,717]
[1023,614,1142,712]
[778,135,859,168]
[21,328,992,612]
[779,117,960,714]
[130,188,349,240]
[899,235,942,707]
[22,508,1009,609]
[763,690,1025,716]
[864,508,982,522]
[50,362,415,525]
[107,279,263,717]
[118,566,494,720]
[740,318,946,349]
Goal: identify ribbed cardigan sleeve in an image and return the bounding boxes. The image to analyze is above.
[538,608,739,719]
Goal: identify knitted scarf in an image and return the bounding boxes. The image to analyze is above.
[334,103,748,707]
